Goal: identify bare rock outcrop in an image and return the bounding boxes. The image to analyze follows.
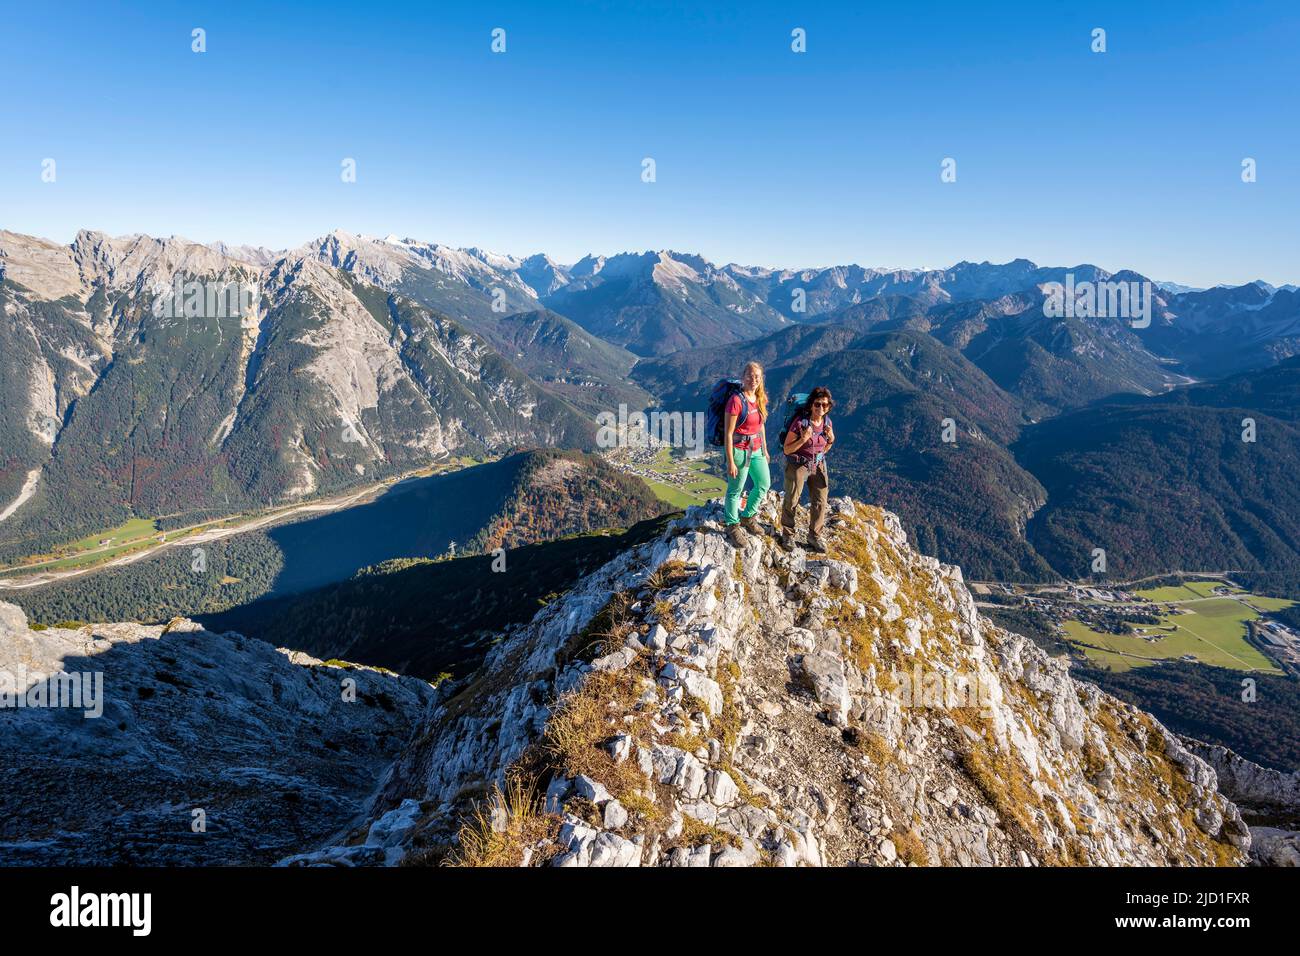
[0,603,436,865]
[1183,739,1300,866]
[356,494,1250,867]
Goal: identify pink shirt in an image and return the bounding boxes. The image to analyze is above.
[788,416,831,463]
[726,393,765,447]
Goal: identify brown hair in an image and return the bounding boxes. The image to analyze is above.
[803,386,834,417]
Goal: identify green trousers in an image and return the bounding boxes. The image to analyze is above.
[724,446,771,525]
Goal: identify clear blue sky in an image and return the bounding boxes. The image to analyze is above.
[2,1,1296,286]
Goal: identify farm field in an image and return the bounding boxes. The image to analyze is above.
[1135,581,1241,602]
[0,518,165,576]
[1065,590,1290,674]
[640,448,726,508]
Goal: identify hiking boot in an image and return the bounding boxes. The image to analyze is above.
[727,524,749,548]
[777,531,795,552]
[740,516,763,536]
[807,535,828,554]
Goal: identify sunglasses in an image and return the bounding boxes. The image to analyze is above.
[812,401,830,407]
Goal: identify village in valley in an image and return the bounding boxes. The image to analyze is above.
[600,423,727,509]
[972,575,1300,677]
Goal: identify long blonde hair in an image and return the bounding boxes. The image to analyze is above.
[742,361,769,419]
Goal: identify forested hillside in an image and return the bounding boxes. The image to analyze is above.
[1016,395,1300,584]
[1078,661,1300,773]
[198,514,674,682]
[7,450,667,626]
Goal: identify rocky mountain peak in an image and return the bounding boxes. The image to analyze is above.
[69,230,250,293]
[206,240,284,268]
[568,254,608,278]
[0,229,85,300]
[302,228,409,286]
[516,253,571,296]
[0,229,258,303]
[297,230,541,302]
[308,493,1250,867]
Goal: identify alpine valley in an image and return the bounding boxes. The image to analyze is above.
[4,227,1300,868]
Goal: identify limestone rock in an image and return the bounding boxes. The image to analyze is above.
[306,495,1256,869]
[794,650,852,726]
[0,603,436,866]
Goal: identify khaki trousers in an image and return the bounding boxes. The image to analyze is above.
[781,459,829,538]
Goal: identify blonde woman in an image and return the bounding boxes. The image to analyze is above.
[722,361,771,546]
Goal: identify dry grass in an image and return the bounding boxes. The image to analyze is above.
[447,775,561,867]
[619,789,665,822]
[668,730,707,753]
[960,744,1037,836]
[891,828,930,866]
[855,730,897,769]
[1080,740,1109,781]
[644,559,690,594]
[651,599,676,632]
[541,669,650,797]
[669,814,742,851]
[714,656,743,755]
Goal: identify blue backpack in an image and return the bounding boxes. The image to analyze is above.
[777,392,811,448]
[706,379,748,446]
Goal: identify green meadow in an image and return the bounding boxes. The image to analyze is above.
[1065,586,1291,674]
[641,448,727,508]
[0,518,165,576]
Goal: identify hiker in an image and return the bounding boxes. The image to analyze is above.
[779,386,835,553]
[719,361,771,546]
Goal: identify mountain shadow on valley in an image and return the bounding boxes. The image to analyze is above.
[8,450,668,629]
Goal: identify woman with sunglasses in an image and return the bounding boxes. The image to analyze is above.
[779,386,835,553]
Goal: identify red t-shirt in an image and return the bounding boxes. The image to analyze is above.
[726,393,765,448]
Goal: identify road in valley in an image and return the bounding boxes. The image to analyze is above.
[0,466,449,591]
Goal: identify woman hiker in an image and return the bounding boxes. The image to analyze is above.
[779,385,835,553]
[722,361,772,547]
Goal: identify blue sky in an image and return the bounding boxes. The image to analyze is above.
[2,1,1297,286]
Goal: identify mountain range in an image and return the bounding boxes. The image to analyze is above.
[4,226,1300,591]
[4,226,1300,871]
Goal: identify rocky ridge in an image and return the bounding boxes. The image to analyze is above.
[1185,739,1300,866]
[314,493,1251,867]
[0,601,436,865]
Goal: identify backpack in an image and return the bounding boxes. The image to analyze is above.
[777,393,811,448]
[706,379,748,447]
